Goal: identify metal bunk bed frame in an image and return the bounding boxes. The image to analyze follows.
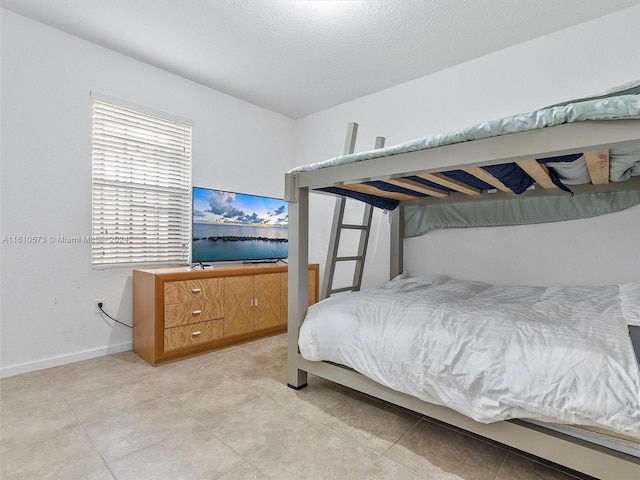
[284,118,640,479]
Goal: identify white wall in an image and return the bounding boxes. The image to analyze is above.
[295,5,640,289]
[0,10,296,377]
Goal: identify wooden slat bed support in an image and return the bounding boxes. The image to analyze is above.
[515,159,558,189]
[338,182,420,201]
[384,177,449,198]
[415,172,481,195]
[584,149,610,184]
[463,166,514,193]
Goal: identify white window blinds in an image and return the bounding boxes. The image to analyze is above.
[91,99,192,267]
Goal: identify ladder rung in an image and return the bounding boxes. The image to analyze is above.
[330,286,358,294]
[321,130,376,301]
[336,256,363,262]
[341,224,369,230]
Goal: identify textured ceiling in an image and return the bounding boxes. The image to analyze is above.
[2,0,639,118]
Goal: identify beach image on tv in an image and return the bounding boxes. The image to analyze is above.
[192,187,288,262]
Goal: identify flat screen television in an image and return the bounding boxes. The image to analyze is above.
[192,186,288,263]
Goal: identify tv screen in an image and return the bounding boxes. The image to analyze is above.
[192,186,288,263]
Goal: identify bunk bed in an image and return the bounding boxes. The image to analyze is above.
[284,83,640,479]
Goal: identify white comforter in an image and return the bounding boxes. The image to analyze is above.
[298,275,640,435]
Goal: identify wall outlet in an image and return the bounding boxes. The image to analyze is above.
[95,299,105,314]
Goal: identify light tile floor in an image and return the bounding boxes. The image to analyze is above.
[1,334,597,480]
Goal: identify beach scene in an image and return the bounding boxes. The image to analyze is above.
[192,187,288,262]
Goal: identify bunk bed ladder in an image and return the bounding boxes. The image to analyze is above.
[321,123,385,299]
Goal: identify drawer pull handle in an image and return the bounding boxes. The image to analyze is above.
[192,310,202,315]
[192,331,202,336]
[191,288,202,293]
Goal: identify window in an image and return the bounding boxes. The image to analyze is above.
[91,97,192,267]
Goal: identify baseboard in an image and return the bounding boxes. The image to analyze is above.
[0,341,133,378]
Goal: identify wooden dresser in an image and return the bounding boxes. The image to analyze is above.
[133,263,319,366]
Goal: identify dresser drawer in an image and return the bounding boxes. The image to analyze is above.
[164,299,224,328]
[164,319,224,350]
[164,278,223,304]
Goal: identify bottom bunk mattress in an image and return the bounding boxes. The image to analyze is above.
[298,275,640,438]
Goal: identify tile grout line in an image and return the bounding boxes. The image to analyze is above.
[376,419,431,479]
[133,364,281,478]
[52,355,211,476]
[493,450,509,480]
[5,335,599,480]
[42,367,117,480]
[170,340,291,480]
[193,391,284,480]
[196,389,312,465]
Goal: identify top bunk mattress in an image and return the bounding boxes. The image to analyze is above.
[289,82,640,210]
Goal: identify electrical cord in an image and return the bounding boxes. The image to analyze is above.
[98,302,132,329]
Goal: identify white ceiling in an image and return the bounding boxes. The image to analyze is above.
[3,0,639,119]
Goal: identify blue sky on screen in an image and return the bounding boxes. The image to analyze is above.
[193,187,288,226]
